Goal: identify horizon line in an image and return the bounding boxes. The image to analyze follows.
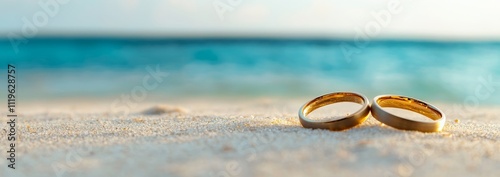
[1,35,500,43]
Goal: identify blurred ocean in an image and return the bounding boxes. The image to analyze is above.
[1,38,499,104]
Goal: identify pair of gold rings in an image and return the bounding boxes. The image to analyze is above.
[298,92,446,132]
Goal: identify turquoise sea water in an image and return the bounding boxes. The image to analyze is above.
[1,38,499,104]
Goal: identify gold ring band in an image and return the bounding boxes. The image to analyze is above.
[298,92,370,131]
[371,95,446,132]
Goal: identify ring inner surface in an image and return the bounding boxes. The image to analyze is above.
[305,93,364,115]
[376,96,442,120]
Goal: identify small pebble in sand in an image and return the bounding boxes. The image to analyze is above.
[222,145,234,152]
[133,118,145,123]
[441,132,453,137]
[357,140,370,147]
[455,119,460,123]
[27,125,36,133]
[141,105,188,115]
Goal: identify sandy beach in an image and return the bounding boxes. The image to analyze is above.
[3,1,500,177]
[1,98,499,177]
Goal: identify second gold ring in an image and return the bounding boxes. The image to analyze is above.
[371,95,446,132]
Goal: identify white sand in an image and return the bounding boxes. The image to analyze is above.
[1,99,499,177]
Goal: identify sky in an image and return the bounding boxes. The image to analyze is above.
[1,0,500,40]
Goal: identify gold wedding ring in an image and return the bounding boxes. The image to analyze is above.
[371,95,446,132]
[298,92,370,131]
